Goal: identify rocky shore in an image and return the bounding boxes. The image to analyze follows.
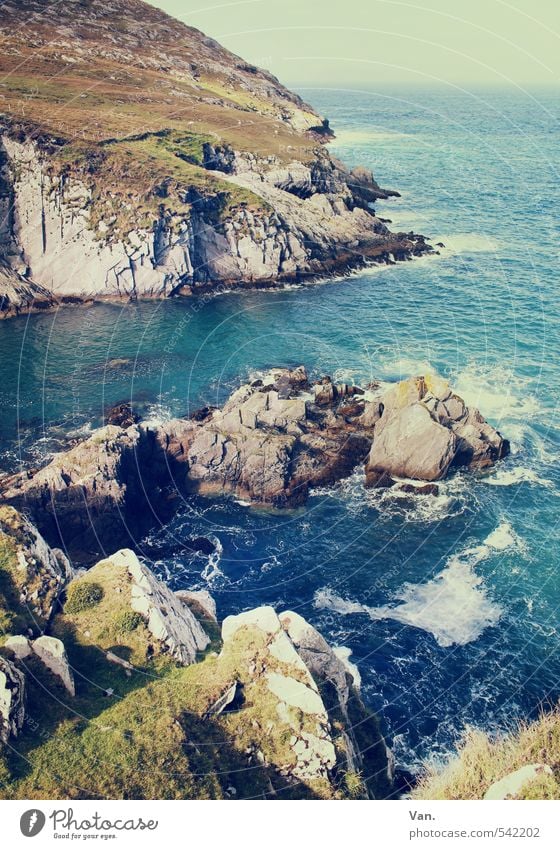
[0,505,390,799]
[0,368,508,563]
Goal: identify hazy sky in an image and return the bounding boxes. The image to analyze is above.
[151,0,560,89]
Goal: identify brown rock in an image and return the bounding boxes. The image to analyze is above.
[105,401,139,428]
[365,376,508,483]
[368,402,457,482]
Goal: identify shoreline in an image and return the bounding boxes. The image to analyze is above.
[0,237,436,321]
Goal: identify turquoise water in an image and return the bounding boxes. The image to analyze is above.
[1,87,559,772]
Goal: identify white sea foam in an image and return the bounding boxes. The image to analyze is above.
[332,129,411,145]
[66,422,93,440]
[482,466,555,489]
[312,468,471,523]
[452,363,539,424]
[314,521,522,648]
[376,356,437,381]
[333,646,362,689]
[142,402,174,428]
[201,537,224,583]
[434,233,501,255]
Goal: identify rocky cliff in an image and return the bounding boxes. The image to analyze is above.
[0,0,431,315]
[0,508,390,799]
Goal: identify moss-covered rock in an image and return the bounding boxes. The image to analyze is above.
[57,550,209,669]
[0,506,72,637]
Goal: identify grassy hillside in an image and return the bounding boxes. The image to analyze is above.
[413,711,560,800]
[0,0,325,158]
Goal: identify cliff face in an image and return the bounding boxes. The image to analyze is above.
[0,0,431,312]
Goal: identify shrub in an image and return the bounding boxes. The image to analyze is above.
[65,581,103,614]
[113,610,144,633]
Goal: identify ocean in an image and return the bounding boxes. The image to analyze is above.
[1,86,559,774]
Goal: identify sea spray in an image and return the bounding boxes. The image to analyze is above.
[314,521,524,648]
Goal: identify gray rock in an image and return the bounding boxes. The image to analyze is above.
[203,682,239,718]
[5,635,32,660]
[484,764,553,800]
[0,506,71,629]
[175,589,217,622]
[368,402,457,482]
[366,376,508,483]
[32,635,75,696]
[123,550,210,665]
[0,656,25,743]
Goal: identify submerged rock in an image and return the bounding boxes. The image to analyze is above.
[105,401,140,429]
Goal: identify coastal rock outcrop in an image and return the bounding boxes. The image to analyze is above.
[279,610,391,786]
[0,0,432,313]
[0,425,170,560]
[0,261,56,320]
[158,368,507,503]
[219,605,389,794]
[1,371,509,561]
[365,376,509,485]
[58,549,209,668]
[161,368,374,506]
[0,511,389,799]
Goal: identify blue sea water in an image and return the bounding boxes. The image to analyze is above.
[1,87,559,772]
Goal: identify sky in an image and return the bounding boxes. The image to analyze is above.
[150,0,560,89]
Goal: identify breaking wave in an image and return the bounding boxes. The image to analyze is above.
[314,521,523,648]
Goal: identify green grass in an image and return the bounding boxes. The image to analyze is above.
[0,523,378,801]
[413,709,560,800]
[1,610,369,800]
[64,582,103,614]
[46,130,269,243]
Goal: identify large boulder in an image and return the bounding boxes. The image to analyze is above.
[484,764,554,800]
[32,635,75,696]
[367,402,457,482]
[366,376,509,485]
